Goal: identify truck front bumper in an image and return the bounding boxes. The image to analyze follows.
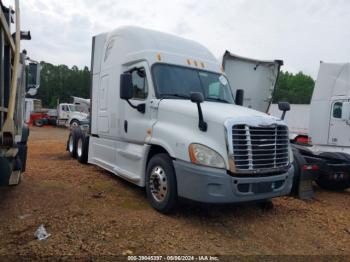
[173,160,294,203]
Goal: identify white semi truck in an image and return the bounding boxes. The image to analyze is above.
[291,62,350,191]
[68,26,294,213]
[228,56,350,193]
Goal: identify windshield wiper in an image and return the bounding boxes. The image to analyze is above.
[205,97,230,103]
[160,94,190,99]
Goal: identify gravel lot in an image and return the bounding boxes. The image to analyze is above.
[0,127,349,258]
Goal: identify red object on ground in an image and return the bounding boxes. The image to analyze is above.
[29,112,49,126]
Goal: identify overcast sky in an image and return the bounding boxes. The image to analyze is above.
[5,0,350,78]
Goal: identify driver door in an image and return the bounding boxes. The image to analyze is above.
[121,61,155,143]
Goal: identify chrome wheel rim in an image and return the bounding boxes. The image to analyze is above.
[149,166,168,202]
[77,138,83,157]
[69,135,74,153]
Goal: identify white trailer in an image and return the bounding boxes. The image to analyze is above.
[68,26,294,213]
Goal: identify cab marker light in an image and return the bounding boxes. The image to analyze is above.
[157,53,162,61]
[194,60,198,67]
[200,62,205,68]
[187,59,191,65]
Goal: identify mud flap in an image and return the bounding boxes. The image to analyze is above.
[17,142,27,172]
[292,148,315,199]
[0,157,13,186]
[0,155,22,186]
[297,168,315,199]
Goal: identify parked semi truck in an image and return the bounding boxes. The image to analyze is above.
[291,62,350,191]
[68,26,294,213]
[0,0,40,185]
[224,53,350,193]
[26,97,89,128]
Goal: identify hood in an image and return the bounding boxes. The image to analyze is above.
[158,99,283,126]
[222,51,282,113]
[70,111,88,118]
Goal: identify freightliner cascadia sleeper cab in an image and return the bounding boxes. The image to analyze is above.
[68,26,294,213]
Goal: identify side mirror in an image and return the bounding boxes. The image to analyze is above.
[120,72,145,114]
[278,101,290,120]
[26,62,41,95]
[190,92,207,132]
[235,89,244,106]
[120,73,133,100]
[278,102,290,112]
[190,92,204,103]
[342,101,350,122]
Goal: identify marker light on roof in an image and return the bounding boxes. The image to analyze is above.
[157,53,162,61]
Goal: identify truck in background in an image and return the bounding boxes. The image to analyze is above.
[67,26,294,213]
[221,52,317,198]
[25,97,89,128]
[226,55,350,193]
[0,0,40,185]
[56,100,89,128]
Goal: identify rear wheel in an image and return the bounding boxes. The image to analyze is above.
[33,118,44,127]
[77,135,89,164]
[68,129,79,158]
[146,153,178,213]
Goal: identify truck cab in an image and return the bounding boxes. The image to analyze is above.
[73,26,294,212]
[57,103,88,128]
[309,62,350,153]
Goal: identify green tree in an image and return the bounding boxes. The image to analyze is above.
[273,71,315,104]
[37,62,90,108]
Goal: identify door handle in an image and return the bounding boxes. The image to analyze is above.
[124,120,128,133]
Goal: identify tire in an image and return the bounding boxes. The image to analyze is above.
[68,129,80,158]
[70,119,80,128]
[315,152,350,191]
[146,153,178,213]
[33,118,44,127]
[77,135,89,164]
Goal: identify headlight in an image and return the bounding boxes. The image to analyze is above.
[189,143,225,169]
[289,145,294,163]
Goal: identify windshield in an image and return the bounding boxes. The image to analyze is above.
[152,64,235,104]
[68,105,78,112]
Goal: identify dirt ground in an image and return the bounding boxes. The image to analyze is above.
[0,127,349,258]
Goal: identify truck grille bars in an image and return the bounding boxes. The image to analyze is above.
[232,124,289,171]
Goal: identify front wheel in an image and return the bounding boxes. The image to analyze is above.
[70,119,80,128]
[146,153,178,213]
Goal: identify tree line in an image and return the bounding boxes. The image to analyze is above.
[36,62,315,108]
[37,62,90,108]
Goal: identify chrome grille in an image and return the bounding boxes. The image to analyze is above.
[232,124,289,171]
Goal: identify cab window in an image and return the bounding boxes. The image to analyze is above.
[333,102,343,118]
[131,68,148,100]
